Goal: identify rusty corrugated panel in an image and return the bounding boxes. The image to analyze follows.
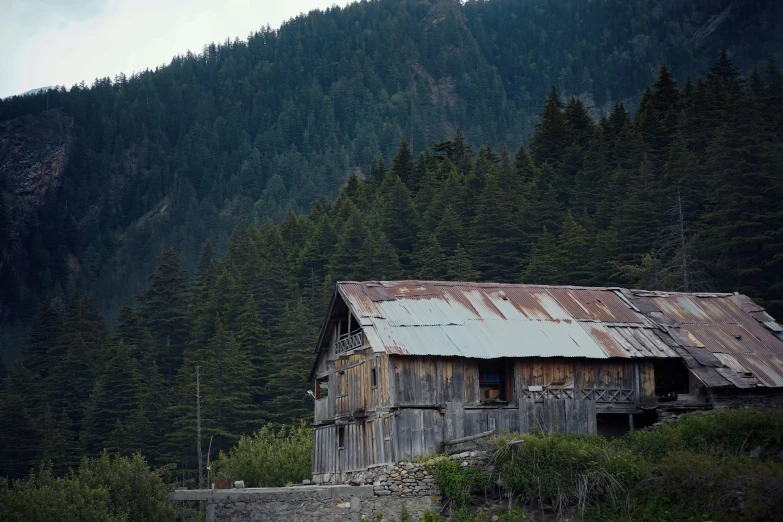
[339,283,383,318]
[364,283,397,302]
[579,323,630,358]
[728,294,765,313]
[619,289,662,314]
[683,346,724,367]
[605,326,679,358]
[549,288,645,323]
[649,295,714,324]
[689,366,733,388]
[713,352,750,373]
[731,354,783,387]
[715,367,760,388]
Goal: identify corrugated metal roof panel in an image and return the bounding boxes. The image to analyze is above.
[327,282,783,389]
[731,353,783,387]
[549,288,645,323]
[579,323,630,358]
[609,327,680,358]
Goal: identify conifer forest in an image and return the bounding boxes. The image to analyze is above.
[1,0,782,498]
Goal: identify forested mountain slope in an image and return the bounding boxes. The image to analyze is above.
[1,0,782,354]
[1,49,782,482]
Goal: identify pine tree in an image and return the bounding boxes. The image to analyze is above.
[362,232,402,280]
[0,362,41,478]
[368,154,387,187]
[450,128,473,176]
[137,249,190,377]
[445,243,480,282]
[521,228,559,285]
[45,296,109,424]
[530,86,568,166]
[554,211,592,285]
[114,305,156,366]
[473,150,524,282]
[413,233,447,280]
[564,96,595,150]
[236,295,271,410]
[390,138,415,188]
[23,301,63,381]
[80,345,141,456]
[262,298,318,424]
[377,172,419,266]
[435,205,466,258]
[704,86,783,304]
[330,206,372,281]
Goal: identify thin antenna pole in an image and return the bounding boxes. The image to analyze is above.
[196,365,204,489]
[207,434,214,489]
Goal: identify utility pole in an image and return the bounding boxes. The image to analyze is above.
[196,365,204,489]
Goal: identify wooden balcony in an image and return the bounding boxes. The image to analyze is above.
[335,331,363,355]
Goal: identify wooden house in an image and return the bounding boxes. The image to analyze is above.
[310,281,783,483]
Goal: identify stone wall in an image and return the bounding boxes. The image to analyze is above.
[342,452,490,497]
[171,453,490,522]
[171,485,438,522]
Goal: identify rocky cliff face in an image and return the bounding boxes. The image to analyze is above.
[0,109,73,275]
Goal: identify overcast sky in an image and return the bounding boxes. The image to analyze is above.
[0,0,341,99]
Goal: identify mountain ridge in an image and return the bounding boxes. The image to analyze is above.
[0,0,781,354]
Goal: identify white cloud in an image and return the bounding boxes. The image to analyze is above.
[0,0,339,98]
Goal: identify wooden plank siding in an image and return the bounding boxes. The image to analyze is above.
[315,348,659,478]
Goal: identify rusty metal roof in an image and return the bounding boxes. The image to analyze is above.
[327,281,783,389]
[336,281,670,360]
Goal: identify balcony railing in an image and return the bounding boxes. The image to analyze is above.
[335,331,363,354]
[520,388,635,403]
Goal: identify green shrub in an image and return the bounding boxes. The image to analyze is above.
[633,452,783,522]
[619,409,783,462]
[485,410,783,521]
[491,432,647,517]
[215,421,311,487]
[431,458,490,510]
[0,453,176,522]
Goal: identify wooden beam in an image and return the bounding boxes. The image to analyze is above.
[442,430,495,446]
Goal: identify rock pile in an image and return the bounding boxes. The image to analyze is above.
[336,451,490,498]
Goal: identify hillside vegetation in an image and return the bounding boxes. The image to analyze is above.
[1,49,781,485]
[431,409,783,521]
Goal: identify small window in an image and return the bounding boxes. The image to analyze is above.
[371,368,377,388]
[316,377,329,400]
[479,361,506,402]
[338,426,345,448]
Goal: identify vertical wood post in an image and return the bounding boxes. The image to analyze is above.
[196,365,203,489]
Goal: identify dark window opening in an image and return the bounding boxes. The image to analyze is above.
[633,409,659,430]
[654,360,689,400]
[597,413,630,438]
[316,377,328,400]
[338,426,345,448]
[479,361,506,402]
[371,368,377,388]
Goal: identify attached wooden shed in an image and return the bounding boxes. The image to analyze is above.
[310,281,783,483]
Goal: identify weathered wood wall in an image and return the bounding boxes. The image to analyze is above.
[390,356,655,407]
[315,347,658,477]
